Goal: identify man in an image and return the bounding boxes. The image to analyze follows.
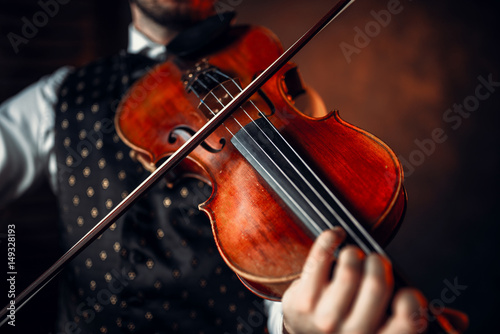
[0,0,466,333]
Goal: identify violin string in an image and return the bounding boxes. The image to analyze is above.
[193,71,382,255]
[202,72,376,255]
[191,79,324,236]
[201,73,336,235]
[201,76,373,250]
[230,76,388,256]
[207,72,381,255]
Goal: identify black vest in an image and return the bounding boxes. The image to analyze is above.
[54,52,267,334]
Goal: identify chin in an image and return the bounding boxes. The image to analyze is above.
[133,0,216,26]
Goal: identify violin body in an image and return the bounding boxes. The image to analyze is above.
[116,25,406,300]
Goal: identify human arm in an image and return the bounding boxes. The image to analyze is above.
[0,67,72,208]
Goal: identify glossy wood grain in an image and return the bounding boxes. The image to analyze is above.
[116,25,406,300]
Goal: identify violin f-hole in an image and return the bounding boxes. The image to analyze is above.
[169,125,226,154]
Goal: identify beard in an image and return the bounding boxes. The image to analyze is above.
[130,0,216,29]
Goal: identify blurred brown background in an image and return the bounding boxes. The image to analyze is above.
[1,0,499,332]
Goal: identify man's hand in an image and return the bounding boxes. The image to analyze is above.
[281,228,464,334]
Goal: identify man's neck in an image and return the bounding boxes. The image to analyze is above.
[130,3,180,46]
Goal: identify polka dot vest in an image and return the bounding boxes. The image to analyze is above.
[54,52,268,334]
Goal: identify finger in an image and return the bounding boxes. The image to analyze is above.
[297,228,346,306]
[379,288,427,334]
[342,254,394,333]
[313,246,364,332]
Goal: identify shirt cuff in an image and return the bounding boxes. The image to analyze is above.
[265,300,284,334]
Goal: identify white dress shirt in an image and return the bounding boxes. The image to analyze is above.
[0,23,284,333]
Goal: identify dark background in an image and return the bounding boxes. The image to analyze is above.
[1,0,499,333]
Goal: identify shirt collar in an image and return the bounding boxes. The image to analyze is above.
[127,24,167,61]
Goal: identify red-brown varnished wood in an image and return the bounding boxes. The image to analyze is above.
[116,25,406,300]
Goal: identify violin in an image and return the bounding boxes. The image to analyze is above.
[116,22,405,299]
[0,1,463,332]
